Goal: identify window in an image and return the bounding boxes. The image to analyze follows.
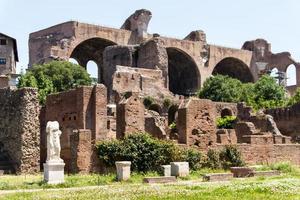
[0,39,7,45]
[0,58,6,65]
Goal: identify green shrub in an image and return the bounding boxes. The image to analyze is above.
[96,133,204,172]
[219,145,245,169]
[205,149,221,169]
[169,122,177,130]
[180,148,203,170]
[97,133,178,172]
[143,96,155,108]
[163,98,172,108]
[216,116,237,129]
[288,88,300,106]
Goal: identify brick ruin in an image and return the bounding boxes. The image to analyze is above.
[38,86,300,172]
[0,88,40,173]
[28,10,300,97]
[1,9,300,174]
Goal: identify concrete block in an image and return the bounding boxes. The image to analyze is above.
[170,162,189,177]
[115,161,131,181]
[43,162,65,184]
[161,165,171,177]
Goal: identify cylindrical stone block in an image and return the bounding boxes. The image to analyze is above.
[115,161,131,181]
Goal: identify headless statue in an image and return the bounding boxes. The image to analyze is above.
[46,121,63,163]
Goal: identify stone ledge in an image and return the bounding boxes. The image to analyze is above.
[230,167,254,178]
[203,173,233,182]
[253,170,281,177]
[143,176,176,184]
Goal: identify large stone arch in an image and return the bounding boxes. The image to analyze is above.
[212,57,254,83]
[69,38,117,84]
[166,47,201,96]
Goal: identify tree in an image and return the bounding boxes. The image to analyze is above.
[197,75,243,103]
[18,61,92,104]
[250,75,286,109]
[197,74,287,110]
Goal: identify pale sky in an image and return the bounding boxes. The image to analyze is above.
[1,0,299,85]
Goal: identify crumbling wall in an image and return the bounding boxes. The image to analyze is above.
[112,65,171,100]
[0,88,40,173]
[116,92,145,139]
[137,37,168,87]
[70,129,92,173]
[214,102,237,117]
[266,103,300,142]
[145,110,167,139]
[177,98,217,149]
[44,85,107,172]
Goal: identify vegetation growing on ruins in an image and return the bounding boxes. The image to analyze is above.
[96,132,244,172]
[97,133,179,172]
[216,116,237,129]
[18,61,92,104]
[198,74,287,110]
[143,96,155,108]
[287,87,300,106]
[204,146,245,169]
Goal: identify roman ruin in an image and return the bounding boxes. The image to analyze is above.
[0,9,300,174]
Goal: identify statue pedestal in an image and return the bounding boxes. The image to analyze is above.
[43,161,65,184]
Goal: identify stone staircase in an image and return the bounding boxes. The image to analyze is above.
[0,149,16,175]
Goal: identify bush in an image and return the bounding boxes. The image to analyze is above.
[216,116,237,129]
[163,98,172,108]
[288,88,300,106]
[205,149,221,169]
[204,146,244,169]
[219,145,245,169]
[180,148,203,170]
[97,133,178,172]
[96,133,204,172]
[169,122,177,130]
[143,96,155,108]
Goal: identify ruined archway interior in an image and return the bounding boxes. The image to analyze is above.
[212,57,254,83]
[70,38,116,83]
[167,48,200,96]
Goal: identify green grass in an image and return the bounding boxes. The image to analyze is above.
[0,169,226,191]
[0,163,299,199]
[2,176,300,200]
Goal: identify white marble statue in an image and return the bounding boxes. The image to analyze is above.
[46,121,63,163]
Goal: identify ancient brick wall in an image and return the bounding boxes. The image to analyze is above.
[214,102,237,118]
[44,85,107,172]
[177,98,217,149]
[116,92,145,139]
[215,144,300,166]
[70,129,92,173]
[266,103,300,142]
[0,88,40,173]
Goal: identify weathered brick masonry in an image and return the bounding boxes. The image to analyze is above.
[0,88,40,173]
